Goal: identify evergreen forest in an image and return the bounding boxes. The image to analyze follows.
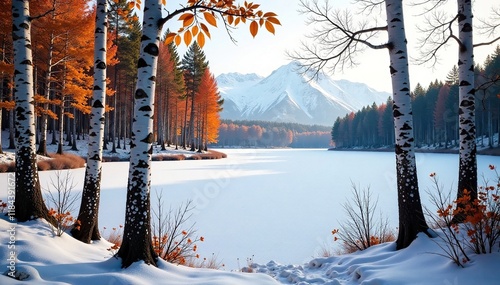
[331,46,500,149]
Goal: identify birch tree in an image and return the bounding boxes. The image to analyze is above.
[416,0,500,219]
[71,0,108,243]
[116,0,280,268]
[12,0,54,223]
[291,0,430,249]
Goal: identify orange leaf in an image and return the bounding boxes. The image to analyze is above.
[197,32,206,48]
[234,17,241,26]
[184,30,193,45]
[192,25,199,36]
[204,12,217,27]
[227,15,234,25]
[263,12,278,17]
[267,17,281,25]
[265,21,275,34]
[249,21,258,37]
[128,2,135,10]
[183,14,195,27]
[259,18,264,26]
[200,23,211,38]
[174,34,182,46]
[165,32,176,44]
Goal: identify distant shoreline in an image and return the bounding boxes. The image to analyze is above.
[328,147,500,156]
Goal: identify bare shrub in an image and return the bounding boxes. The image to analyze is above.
[153,155,164,161]
[186,253,225,269]
[37,160,51,171]
[47,153,85,170]
[332,183,395,254]
[152,193,204,266]
[44,171,80,236]
[188,150,227,160]
[425,169,500,267]
[101,225,123,255]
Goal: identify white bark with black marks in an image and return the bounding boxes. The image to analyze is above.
[117,0,161,268]
[457,0,477,201]
[385,0,429,249]
[72,0,107,243]
[12,0,53,223]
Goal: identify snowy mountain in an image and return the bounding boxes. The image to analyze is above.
[216,62,390,126]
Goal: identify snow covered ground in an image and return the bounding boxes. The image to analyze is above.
[1,140,500,284]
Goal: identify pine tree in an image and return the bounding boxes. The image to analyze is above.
[181,42,208,151]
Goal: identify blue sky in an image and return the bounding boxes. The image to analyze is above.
[164,0,498,93]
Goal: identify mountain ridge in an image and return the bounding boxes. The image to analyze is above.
[216,61,390,126]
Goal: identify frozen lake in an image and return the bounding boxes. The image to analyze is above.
[5,149,500,270]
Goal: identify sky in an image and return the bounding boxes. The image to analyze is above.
[164,0,499,93]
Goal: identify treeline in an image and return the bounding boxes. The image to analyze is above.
[332,46,500,149]
[0,0,221,154]
[213,120,332,148]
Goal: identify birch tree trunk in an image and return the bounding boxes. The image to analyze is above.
[385,0,430,249]
[12,0,54,223]
[456,0,477,214]
[72,0,107,243]
[116,0,161,268]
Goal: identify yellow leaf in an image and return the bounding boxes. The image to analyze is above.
[267,17,281,25]
[192,25,199,36]
[165,32,176,44]
[184,30,193,45]
[265,21,275,34]
[197,32,206,48]
[249,21,258,38]
[204,12,217,27]
[174,34,181,46]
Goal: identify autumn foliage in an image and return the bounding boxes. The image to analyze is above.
[427,168,500,267]
[164,0,281,48]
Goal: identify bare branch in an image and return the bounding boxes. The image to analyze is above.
[288,0,387,79]
[476,6,500,38]
[473,36,500,48]
[29,8,55,21]
[413,11,460,66]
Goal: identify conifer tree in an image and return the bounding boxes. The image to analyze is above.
[181,42,208,151]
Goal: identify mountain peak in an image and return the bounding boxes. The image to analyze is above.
[216,62,390,126]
